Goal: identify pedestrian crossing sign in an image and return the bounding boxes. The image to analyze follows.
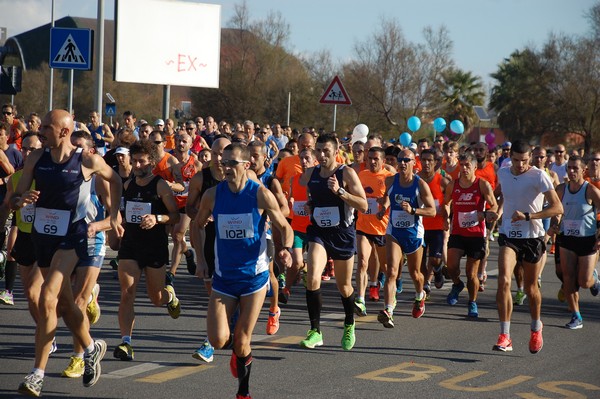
[49,28,93,70]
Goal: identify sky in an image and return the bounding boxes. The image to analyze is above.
[1,0,597,92]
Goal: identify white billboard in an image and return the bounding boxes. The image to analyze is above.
[115,0,221,88]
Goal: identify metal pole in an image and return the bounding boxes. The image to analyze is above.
[48,0,55,111]
[286,91,291,126]
[162,85,170,120]
[332,104,337,132]
[68,69,74,112]
[95,0,105,122]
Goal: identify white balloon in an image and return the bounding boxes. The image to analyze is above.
[352,124,369,138]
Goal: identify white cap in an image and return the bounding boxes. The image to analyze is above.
[115,147,130,155]
[155,119,165,126]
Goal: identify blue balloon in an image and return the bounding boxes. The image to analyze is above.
[399,132,412,147]
[433,117,446,133]
[450,120,465,134]
[407,116,421,132]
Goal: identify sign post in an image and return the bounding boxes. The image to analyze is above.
[319,76,351,132]
[49,27,93,110]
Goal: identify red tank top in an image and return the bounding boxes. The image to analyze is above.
[174,156,198,209]
[423,173,445,230]
[290,173,311,233]
[451,177,486,237]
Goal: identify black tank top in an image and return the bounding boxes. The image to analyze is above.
[122,175,168,242]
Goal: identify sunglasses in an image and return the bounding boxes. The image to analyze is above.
[555,150,564,154]
[220,159,248,167]
[397,157,414,163]
[21,147,38,152]
[2,111,12,116]
[534,156,546,159]
[154,141,163,145]
[186,127,194,131]
[592,158,600,162]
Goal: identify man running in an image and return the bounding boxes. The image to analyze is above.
[493,140,562,354]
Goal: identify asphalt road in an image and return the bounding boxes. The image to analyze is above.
[1,241,599,399]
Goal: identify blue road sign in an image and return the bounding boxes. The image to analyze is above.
[49,28,93,70]
[105,103,116,117]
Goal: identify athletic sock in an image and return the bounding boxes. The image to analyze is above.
[122,336,132,345]
[500,321,510,336]
[340,292,355,325]
[531,319,542,332]
[4,261,17,292]
[306,289,322,332]
[236,352,252,396]
[84,341,95,354]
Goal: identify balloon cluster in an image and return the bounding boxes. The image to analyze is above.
[397,116,465,148]
[485,130,496,151]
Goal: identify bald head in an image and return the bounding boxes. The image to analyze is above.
[299,133,315,150]
[45,109,73,133]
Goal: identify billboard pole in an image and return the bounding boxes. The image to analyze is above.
[95,0,105,122]
[48,0,55,111]
[163,85,170,120]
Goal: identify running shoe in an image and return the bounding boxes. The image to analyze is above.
[230,351,238,378]
[377,272,386,289]
[341,322,356,351]
[0,289,14,305]
[165,284,181,319]
[549,243,555,254]
[467,301,478,318]
[423,281,431,301]
[537,276,542,288]
[529,324,543,354]
[434,268,445,289]
[277,273,286,288]
[236,395,252,399]
[396,278,403,294]
[113,342,134,361]
[109,258,119,270]
[300,329,323,349]
[565,316,583,330]
[557,286,565,302]
[266,308,280,335]
[83,339,107,387]
[62,356,84,378]
[369,285,379,302]
[377,309,394,328]
[278,287,290,304]
[514,290,527,306]
[492,334,513,352]
[185,249,196,275]
[18,373,43,397]
[328,259,335,278]
[447,281,465,306]
[49,337,58,355]
[192,339,214,363]
[86,283,101,325]
[321,270,331,281]
[412,297,425,318]
[354,299,367,317]
[165,271,175,287]
[590,269,599,296]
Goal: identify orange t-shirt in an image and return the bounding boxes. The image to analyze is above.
[475,161,497,190]
[289,173,311,233]
[276,155,302,195]
[422,173,445,230]
[442,159,460,181]
[153,153,175,181]
[164,133,176,150]
[356,168,394,236]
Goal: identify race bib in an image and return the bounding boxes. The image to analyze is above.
[458,210,479,228]
[125,201,152,224]
[364,198,379,215]
[175,181,190,198]
[391,210,414,229]
[292,200,308,217]
[20,203,35,224]
[34,208,70,236]
[313,206,340,228]
[507,220,528,238]
[563,219,584,237]
[218,213,255,239]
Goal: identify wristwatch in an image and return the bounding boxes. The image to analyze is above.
[336,187,346,196]
[156,214,163,223]
[524,212,530,221]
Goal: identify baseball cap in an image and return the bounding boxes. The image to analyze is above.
[502,141,512,149]
[154,119,165,126]
[115,147,130,155]
[351,137,367,145]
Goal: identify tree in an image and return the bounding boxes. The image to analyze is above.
[439,68,485,133]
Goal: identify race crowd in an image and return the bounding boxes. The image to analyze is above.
[1,103,599,399]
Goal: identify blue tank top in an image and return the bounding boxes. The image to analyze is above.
[213,179,269,279]
[89,124,106,148]
[386,174,424,239]
[33,147,91,237]
[258,168,275,238]
[307,165,354,228]
[86,175,106,257]
[560,181,596,237]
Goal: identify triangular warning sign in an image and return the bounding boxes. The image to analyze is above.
[53,34,86,65]
[319,76,351,105]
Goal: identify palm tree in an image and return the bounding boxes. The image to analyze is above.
[439,68,485,133]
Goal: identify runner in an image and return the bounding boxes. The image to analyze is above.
[13,110,120,396]
[443,153,497,317]
[552,155,600,329]
[377,149,435,328]
[114,140,181,362]
[354,146,393,316]
[299,133,367,350]
[493,140,562,354]
[194,143,292,399]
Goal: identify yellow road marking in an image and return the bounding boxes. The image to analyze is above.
[136,364,214,383]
